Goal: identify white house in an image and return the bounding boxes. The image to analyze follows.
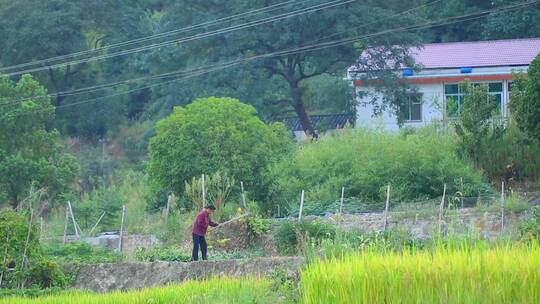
[349,38,540,131]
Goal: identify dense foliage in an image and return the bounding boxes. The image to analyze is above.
[511,53,540,143]
[0,210,66,289]
[0,75,78,208]
[148,97,292,210]
[269,129,489,213]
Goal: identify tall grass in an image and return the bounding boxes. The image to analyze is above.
[301,242,540,303]
[1,277,278,304]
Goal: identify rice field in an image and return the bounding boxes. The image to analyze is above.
[0,277,278,304]
[301,243,540,304]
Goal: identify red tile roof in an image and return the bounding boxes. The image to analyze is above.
[411,38,540,69]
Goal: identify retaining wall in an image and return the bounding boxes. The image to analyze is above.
[68,256,302,292]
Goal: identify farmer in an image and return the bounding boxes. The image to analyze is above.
[191,204,219,261]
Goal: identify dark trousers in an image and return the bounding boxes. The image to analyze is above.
[192,233,207,261]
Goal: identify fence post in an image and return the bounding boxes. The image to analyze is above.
[201,174,206,207]
[63,205,69,244]
[118,205,126,253]
[338,187,345,227]
[501,181,505,234]
[298,190,305,221]
[240,181,247,210]
[164,193,172,221]
[67,201,80,240]
[438,184,447,237]
[383,184,391,232]
[460,177,464,209]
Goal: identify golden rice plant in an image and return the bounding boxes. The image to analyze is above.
[301,242,540,304]
[1,276,277,304]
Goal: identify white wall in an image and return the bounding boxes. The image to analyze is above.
[355,83,444,131]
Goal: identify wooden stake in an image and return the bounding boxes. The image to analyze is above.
[501,181,505,234]
[438,184,447,236]
[67,201,80,240]
[298,190,305,221]
[240,181,247,210]
[460,177,464,209]
[201,174,206,207]
[338,187,345,228]
[383,184,391,232]
[118,205,126,253]
[20,208,34,288]
[165,193,171,220]
[63,205,69,244]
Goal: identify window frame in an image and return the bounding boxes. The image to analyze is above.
[401,92,423,122]
[444,81,504,118]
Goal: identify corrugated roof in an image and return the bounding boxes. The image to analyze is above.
[410,38,540,69]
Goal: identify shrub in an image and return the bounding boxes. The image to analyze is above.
[275,220,336,255]
[42,242,122,264]
[134,246,191,262]
[0,209,66,289]
[148,97,292,212]
[269,128,489,212]
[520,207,540,241]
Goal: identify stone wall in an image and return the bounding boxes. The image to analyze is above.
[69,257,303,292]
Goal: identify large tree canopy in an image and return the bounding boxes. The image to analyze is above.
[148,0,424,137]
[0,75,78,208]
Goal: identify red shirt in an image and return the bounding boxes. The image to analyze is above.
[192,210,218,236]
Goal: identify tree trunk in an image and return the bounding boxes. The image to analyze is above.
[290,84,318,139]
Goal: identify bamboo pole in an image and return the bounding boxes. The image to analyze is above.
[88,211,106,236]
[67,201,80,240]
[337,187,345,228]
[118,205,126,253]
[383,184,391,232]
[201,174,206,207]
[298,190,305,221]
[501,181,505,234]
[63,205,69,244]
[20,208,34,289]
[240,181,247,210]
[438,184,447,236]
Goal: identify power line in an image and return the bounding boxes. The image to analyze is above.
[2,0,538,113]
[2,0,356,77]
[0,0,313,73]
[0,0,449,105]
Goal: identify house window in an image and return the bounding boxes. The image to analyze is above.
[444,84,463,118]
[445,82,503,117]
[400,94,422,122]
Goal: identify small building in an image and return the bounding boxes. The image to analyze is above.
[349,38,540,131]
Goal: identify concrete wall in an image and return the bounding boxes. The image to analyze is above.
[304,208,529,239]
[82,234,161,256]
[68,257,303,292]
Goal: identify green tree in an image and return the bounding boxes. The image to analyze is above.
[454,82,504,166]
[148,97,291,210]
[510,53,540,142]
[0,75,78,208]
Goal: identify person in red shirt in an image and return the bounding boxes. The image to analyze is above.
[191,204,219,261]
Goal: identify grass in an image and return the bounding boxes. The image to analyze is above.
[0,277,279,304]
[301,242,540,304]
